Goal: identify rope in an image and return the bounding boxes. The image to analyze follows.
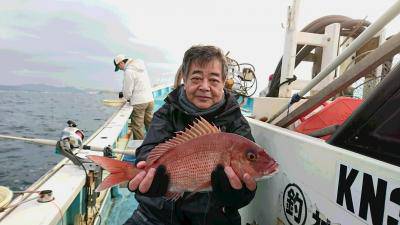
[279,75,298,88]
[289,93,302,105]
[0,196,39,212]
[286,93,302,116]
[51,201,64,225]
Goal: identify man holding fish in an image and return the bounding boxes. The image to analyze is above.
[90,45,278,225]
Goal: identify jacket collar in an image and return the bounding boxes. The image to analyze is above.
[166,85,240,117]
[123,59,134,71]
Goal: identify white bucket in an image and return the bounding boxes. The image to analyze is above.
[102,99,126,107]
[0,186,13,208]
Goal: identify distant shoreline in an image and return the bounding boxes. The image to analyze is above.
[0,83,167,93]
[0,84,118,93]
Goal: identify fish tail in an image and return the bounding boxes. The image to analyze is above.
[87,155,140,192]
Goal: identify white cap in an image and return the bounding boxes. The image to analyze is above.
[114,54,126,71]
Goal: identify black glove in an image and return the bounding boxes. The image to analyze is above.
[128,165,169,197]
[211,164,256,209]
[118,92,123,99]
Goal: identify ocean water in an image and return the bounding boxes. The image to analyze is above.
[0,90,117,191]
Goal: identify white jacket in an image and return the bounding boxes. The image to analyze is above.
[122,59,154,105]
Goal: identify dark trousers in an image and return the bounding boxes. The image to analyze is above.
[123,203,241,225]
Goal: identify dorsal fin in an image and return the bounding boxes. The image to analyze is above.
[146,117,220,165]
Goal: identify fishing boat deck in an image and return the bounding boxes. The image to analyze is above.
[100,141,141,225]
[0,84,255,225]
[0,101,134,225]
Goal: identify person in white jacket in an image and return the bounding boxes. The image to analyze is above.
[114,54,154,140]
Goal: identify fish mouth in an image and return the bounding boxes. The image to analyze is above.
[257,162,279,181]
[256,168,279,181]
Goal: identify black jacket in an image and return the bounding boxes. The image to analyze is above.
[133,87,256,225]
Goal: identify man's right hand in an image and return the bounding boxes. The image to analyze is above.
[128,161,169,197]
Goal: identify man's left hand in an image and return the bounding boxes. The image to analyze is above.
[211,164,256,209]
[223,166,256,191]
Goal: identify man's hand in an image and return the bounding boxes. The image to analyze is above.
[118,92,123,99]
[211,164,256,209]
[128,161,169,197]
[223,166,256,191]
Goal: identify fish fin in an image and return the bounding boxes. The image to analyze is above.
[192,181,212,193]
[87,155,135,173]
[184,181,211,200]
[95,172,127,192]
[87,155,139,191]
[165,191,184,201]
[147,117,220,165]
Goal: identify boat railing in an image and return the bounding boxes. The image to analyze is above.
[0,85,171,224]
[268,0,400,123]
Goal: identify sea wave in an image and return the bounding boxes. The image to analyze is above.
[0,91,117,190]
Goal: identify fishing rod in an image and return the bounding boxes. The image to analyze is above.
[0,134,136,156]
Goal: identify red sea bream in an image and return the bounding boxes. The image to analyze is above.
[88,117,278,198]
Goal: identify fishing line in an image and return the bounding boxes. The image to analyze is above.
[69,152,90,224]
[51,201,64,225]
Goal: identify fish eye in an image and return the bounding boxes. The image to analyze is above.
[246,150,257,161]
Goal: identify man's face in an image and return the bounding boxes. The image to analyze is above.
[183,59,225,109]
[118,62,125,71]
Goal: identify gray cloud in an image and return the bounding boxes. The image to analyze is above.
[0,49,69,73]
[0,0,174,90]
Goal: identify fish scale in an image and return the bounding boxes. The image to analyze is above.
[166,150,222,192]
[152,133,228,192]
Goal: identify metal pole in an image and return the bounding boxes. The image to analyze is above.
[86,145,136,156]
[279,0,301,97]
[0,134,136,156]
[269,0,400,123]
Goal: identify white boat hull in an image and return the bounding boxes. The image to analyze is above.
[241,118,400,225]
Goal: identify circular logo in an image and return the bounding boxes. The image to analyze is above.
[283,183,307,225]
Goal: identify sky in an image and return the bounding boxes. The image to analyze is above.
[1,0,400,92]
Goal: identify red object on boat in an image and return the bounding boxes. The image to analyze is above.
[295,97,363,140]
